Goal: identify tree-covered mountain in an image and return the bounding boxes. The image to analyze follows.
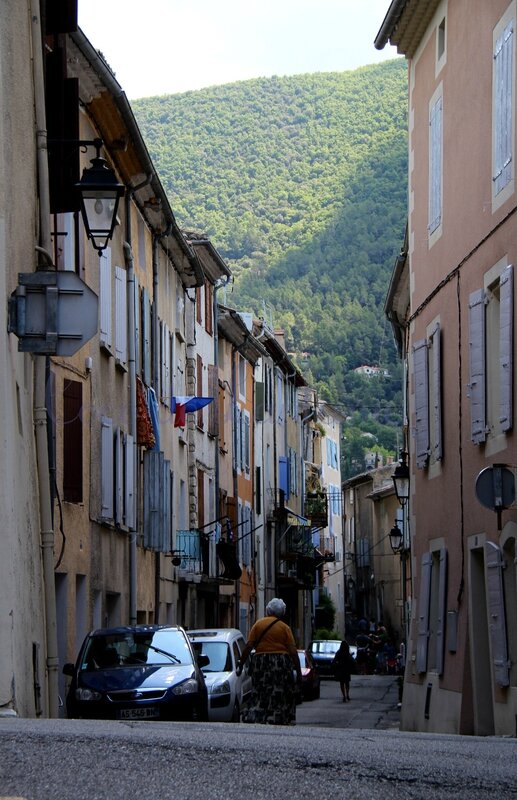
[133,59,408,466]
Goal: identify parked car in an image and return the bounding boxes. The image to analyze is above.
[188,628,252,722]
[63,625,209,722]
[308,640,342,677]
[298,649,320,700]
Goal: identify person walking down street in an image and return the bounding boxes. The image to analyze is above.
[237,598,302,725]
[331,640,356,702]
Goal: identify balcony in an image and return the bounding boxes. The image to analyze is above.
[176,530,241,583]
[304,491,328,529]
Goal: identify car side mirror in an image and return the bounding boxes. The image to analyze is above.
[63,663,75,676]
[197,654,210,668]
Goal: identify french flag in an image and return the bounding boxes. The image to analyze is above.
[172,396,213,428]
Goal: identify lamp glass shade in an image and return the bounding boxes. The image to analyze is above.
[389,524,403,553]
[392,452,410,505]
[76,155,124,252]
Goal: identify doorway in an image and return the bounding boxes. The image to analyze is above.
[469,545,494,735]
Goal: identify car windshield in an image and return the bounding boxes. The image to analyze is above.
[80,630,193,670]
[191,641,232,672]
[311,641,340,654]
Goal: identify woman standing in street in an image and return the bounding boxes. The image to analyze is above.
[238,598,302,725]
[332,640,355,702]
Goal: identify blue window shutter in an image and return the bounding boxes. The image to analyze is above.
[494,23,514,195]
[468,289,487,443]
[144,450,164,550]
[416,552,433,673]
[413,338,429,468]
[485,541,510,687]
[279,456,289,500]
[430,324,443,461]
[99,248,112,348]
[435,547,448,676]
[499,265,513,431]
[429,95,442,233]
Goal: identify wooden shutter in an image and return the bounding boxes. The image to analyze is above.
[63,379,82,503]
[413,338,430,468]
[416,552,433,673]
[494,22,514,195]
[485,541,510,687]
[125,433,135,529]
[134,277,141,376]
[244,412,250,474]
[430,324,443,461]
[255,382,265,422]
[208,364,218,436]
[279,456,289,500]
[142,288,152,386]
[499,265,513,431]
[468,289,487,443]
[162,461,172,552]
[115,265,127,364]
[99,248,112,348]
[144,450,163,550]
[115,426,124,526]
[429,94,442,233]
[100,416,113,520]
[435,547,448,676]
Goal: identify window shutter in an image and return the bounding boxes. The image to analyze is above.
[499,265,513,431]
[429,95,442,233]
[468,289,487,443]
[144,450,163,550]
[255,381,265,421]
[115,266,127,364]
[162,460,172,553]
[134,277,141,376]
[99,248,112,348]
[208,364,218,436]
[115,426,124,526]
[279,456,288,500]
[125,433,135,529]
[63,379,83,503]
[485,541,510,687]
[244,412,250,473]
[435,547,448,676]
[413,338,430,468]
[100,416,113,520]
[416,552,433,673]
[142,288,151,386]
[430,324,443,461]
[494,23,514,195]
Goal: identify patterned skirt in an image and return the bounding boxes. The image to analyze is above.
[242,652,296,725]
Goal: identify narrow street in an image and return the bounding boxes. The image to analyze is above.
[297,674,401,730]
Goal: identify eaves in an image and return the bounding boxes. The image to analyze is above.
[374,0,442,58]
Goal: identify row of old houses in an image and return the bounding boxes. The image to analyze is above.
[1,0,357,718]
[377,0,517,736]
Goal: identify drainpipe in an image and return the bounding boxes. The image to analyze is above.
[31,1,59,717]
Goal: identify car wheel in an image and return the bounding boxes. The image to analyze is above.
[231,699,240,722]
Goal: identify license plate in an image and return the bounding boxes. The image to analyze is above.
[117,707,160,720]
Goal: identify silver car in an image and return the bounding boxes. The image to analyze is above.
[188,628,253,722]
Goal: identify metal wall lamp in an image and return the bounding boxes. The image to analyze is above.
[392,449,410,507]
[389,523,404,554]
[75,138,124,253]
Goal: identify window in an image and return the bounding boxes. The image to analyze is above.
[428,88,443,238]
[436,16,446,72]
[238,355,246,400]
[197,354,204,429]
[100,416,113,520]
[493,7,515,208]
[416,547,447,675]
[143,452,172,551]
[205,283,213,335]
[115,265,127,365]
[141,288,151,386]
[413,322,442,468]
[468,263,513,444]
[63,379,83,502]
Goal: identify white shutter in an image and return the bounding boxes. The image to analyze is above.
[485,541,510,687]
[499,265,513,431]
[99,248,112,348]
[100,416,113,520]
[125,433,135,529]
[429,95,442,233]
[134,277,141,376]
[430,324,442,461]
[494,23,514,195]
[115,426,124,526]
[468,289,487,443]
[413,339,430,468]
[416,552,432,673]
[115,266,127,364]
[142,288,151,386]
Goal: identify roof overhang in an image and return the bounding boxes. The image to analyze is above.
[217,306,267,365]
[384,225,409,356]
[374,0,442,58]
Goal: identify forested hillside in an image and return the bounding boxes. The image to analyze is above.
[133,59,408,468]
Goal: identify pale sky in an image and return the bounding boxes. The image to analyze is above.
[78,1,399,99]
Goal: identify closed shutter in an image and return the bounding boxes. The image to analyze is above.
[494,22,514,195]
[125,433,135,529]
[279,456,288,500]
[134,277,141,376]
[430,324,443,461]
[413,338,430,468]
[115,427,124,526]
[244,412,250,474]
[100,416,113,520]
[142,288,151,386]
[468,289,487,443]
[115,266,127,364]
[99,248,112,348]
[485,541,510,687]
[499,265,513,431]
[144,450,164,550]
[416,552,433,673]
[255,382,265,421]
[435,547,448,676]
[63,379,83,503]
[208,364,218,436]
[162,461,172,552]
[429,95,442,233]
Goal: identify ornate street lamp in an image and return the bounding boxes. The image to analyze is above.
[392,449,410,507]
[389,523,404,554]
[76,139,124,253]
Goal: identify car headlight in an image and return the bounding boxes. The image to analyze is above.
[210,680,231,695]
[172,678,198,696]
[75,687,102,702]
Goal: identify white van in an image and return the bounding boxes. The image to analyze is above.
[188,628,253,722]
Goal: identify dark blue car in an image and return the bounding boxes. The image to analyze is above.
[63,625,209,721]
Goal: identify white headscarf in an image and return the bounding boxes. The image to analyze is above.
[266,598,286,617]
